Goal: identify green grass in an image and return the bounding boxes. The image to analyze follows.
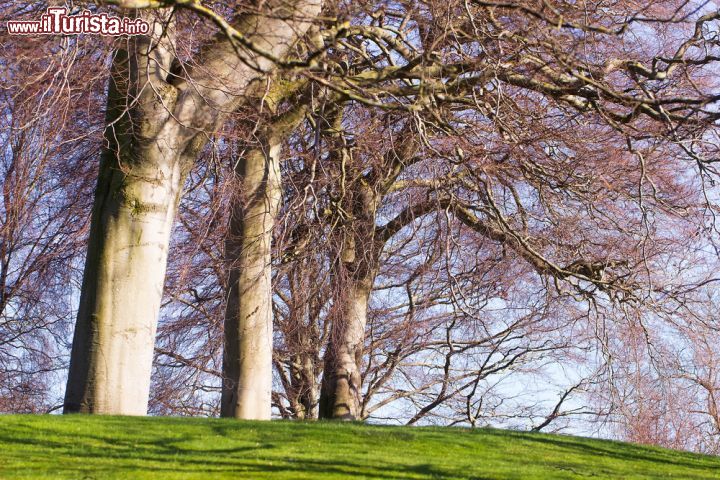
[0,415,718,479]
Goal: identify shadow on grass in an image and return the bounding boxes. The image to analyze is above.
[481,428,718,471]
[0,421,478,479]
[1,417,719,480]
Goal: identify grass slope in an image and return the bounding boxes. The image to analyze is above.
[0,415,718,479]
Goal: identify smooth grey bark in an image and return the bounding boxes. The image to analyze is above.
[64,16,186,414]
[319,276,374,420]
[319,176,381,420]
[64,1,322,415]
[221,99,311,420]
[221,138,281,420]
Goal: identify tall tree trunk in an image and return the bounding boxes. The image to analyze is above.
[63,148,187,414]
[221,90,315,419]
[319,277,372,420]
[317,122,419,420]
[221,137,282,420]
[64,17,186,414]
[319,169,380,420]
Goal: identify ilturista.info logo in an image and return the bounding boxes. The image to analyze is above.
[7,7,150,36]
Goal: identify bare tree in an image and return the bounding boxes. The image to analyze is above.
[64,1,322,415]
[0,31,101,412]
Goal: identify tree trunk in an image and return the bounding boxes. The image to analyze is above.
[319,278,372,420]
[221,91,313,420]
[317,138,382,420]
[287,299,321,419]
[221,138,282,419]
[63,151,185,414]
[64,18,187,414]
[292,352,319,419]
[318,122,419,420]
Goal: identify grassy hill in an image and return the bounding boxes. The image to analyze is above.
[0,415,718,479]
